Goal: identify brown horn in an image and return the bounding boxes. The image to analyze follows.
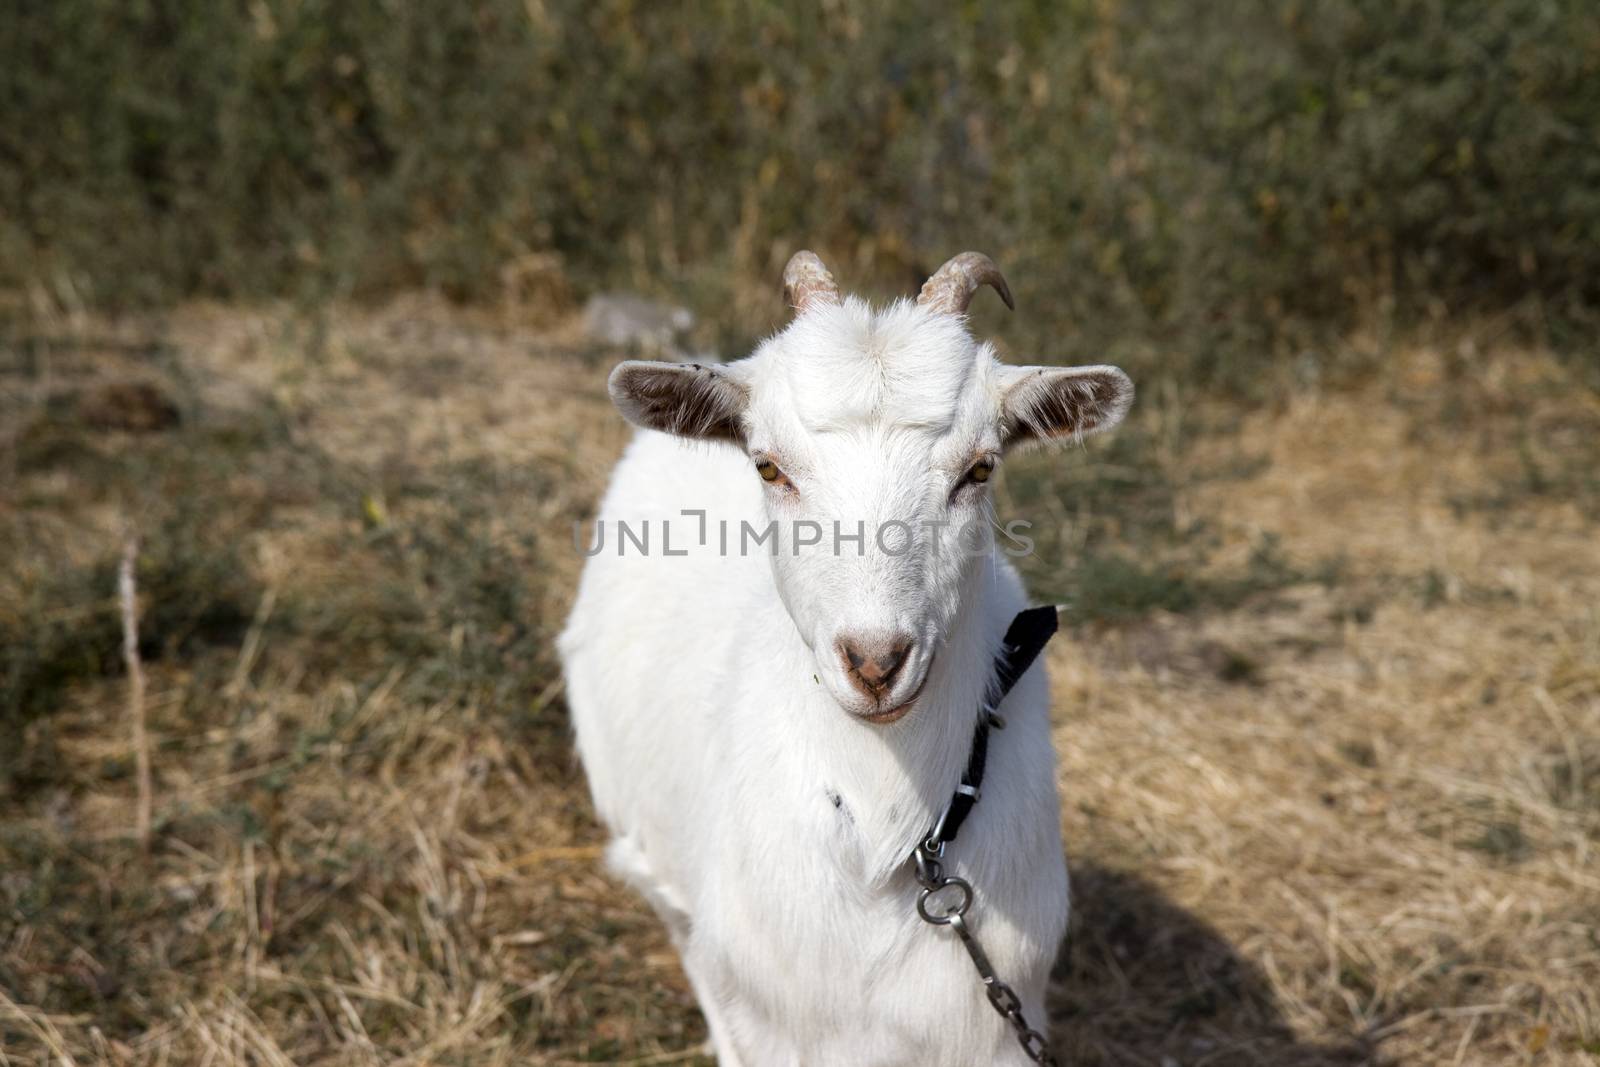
[783,250,841,315]
[917,252,1015,315]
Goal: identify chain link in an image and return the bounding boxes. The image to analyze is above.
[912,840,1058,1066]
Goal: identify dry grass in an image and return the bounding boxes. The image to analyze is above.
[1,301,1597,1065]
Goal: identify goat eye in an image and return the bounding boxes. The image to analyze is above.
[756,460,782,483]
[968,458,995,484]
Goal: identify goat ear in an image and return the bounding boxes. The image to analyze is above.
[608,361,749,445]
[998,365,1134,451]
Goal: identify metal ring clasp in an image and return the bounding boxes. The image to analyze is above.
[915,876,973,925]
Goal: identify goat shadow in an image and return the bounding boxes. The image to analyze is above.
[1049,864,1384,1067]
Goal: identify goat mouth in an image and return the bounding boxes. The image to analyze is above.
[856,667,931,725]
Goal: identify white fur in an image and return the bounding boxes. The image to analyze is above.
[560,295,1131,1065]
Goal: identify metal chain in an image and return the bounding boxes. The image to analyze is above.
[913,840,1058,1065]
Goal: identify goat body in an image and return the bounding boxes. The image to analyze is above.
[560,252,1132,1065]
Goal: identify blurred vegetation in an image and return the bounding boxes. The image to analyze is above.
[0,337,560,789]
[4,0,1598,390]
[1001,416,1343,626]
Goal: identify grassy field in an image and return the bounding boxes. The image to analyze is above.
[2,297,1598,1065]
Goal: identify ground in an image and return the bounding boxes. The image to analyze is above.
[1,298,1597,1065]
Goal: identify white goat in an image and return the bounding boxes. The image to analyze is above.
[559,251,1133,1065]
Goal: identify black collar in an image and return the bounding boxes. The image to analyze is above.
[922,606,1059,850]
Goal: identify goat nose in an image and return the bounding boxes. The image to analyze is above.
[839,636,913,698]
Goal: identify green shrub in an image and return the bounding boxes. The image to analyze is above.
[3,0,1597,387]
